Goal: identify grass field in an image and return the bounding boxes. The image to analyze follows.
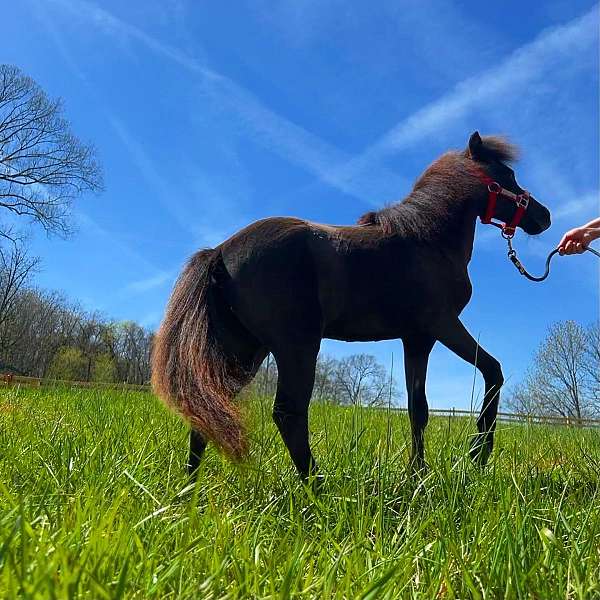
[0,386,599,599]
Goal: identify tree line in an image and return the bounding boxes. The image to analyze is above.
[257,352,400,407]
[0,262,397,399]
[0,64,130,382]
[0,283,153,385]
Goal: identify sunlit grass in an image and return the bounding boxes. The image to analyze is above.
[0,385,599,598]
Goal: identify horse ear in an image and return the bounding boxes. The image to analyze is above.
[467,131,483,159]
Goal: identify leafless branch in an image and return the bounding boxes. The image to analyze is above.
[0,64,103,238]
[505,321,599,419]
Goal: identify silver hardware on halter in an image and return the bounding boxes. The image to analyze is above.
[515,193,530,209]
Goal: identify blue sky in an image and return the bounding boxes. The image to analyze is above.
[5,0,599,409]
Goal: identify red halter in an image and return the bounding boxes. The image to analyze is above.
[477,170,530,238]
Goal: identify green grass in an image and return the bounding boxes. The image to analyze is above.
[0,386,599,599]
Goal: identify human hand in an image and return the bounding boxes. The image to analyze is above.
[558,227,591,255]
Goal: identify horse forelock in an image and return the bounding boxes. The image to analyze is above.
[472,135,520,163]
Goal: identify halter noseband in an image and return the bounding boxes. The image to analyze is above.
[477,170,530,238]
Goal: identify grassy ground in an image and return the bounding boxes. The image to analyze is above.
[0,386,599,599]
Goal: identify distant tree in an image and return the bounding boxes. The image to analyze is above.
[47,346,87,381]
[112,321,152,384]
[0,288,70,375]
[505,321,599,419]
[72,312,102,381]
[0,64,103,239]
[313,354,339,402]
[0,235,39,336]
[335,353,396,407]
[0,287,153,384]
[92,352,117,383]
[257,353,278,398]
[506,379,541,416]
[584,322,599,404]
[252,352,400,407]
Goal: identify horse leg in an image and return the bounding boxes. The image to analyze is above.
[403,336,435,470]
[187,429,207,476]
[435,318,504,464]
[271,342,320,480]
[186,343,267,478]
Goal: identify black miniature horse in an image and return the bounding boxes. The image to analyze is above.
[152,132,551,478]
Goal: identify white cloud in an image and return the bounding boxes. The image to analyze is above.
[139,309,163,329]
[125,270,175,293]
[377,8,597,156]
[45,0,408,205]
[552,191,599,221]
[330,6,598,193]
[106,115,198,236]
[47,0,216,78]
[35,5,256,251]
[75,211,159,273]
[44,0,598,216]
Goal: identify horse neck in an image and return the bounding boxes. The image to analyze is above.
[398,186,480,264]
[439,198,478,264]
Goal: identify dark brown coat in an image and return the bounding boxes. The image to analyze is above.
[152,132,551,478]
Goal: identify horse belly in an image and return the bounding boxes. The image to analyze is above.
[320,277,436,342]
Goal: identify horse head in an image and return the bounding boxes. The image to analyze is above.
[467,131,551,236]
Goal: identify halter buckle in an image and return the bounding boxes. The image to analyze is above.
[515,193,530,209]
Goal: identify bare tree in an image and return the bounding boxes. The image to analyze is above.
[335,353,395,407]
[0,287,67,374]
[252,352,400,407]
[313,354,339,402]
[584,322,599,404]
[114,321,152,384]
[76,313,105,381]
[506,321,599,419]
[0,64,102,238]
[0,235,39,337]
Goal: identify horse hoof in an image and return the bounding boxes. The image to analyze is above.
[408,457,428,475]
[469,438,492,466]
[302,473,326,494]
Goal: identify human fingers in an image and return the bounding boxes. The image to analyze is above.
[558,229,581,249]
[558,233,571,248]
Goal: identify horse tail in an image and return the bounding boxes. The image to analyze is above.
[151,249,249,459]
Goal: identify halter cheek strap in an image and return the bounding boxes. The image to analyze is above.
[477,171,530,238]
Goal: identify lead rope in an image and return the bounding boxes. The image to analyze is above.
[505,236,600,282]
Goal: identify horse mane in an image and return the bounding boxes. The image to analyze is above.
[357,135,519,237]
